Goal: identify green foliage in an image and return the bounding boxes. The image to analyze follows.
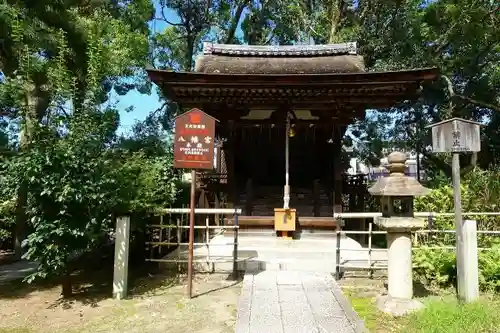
[416,168,500,231]
[7,113,121,281]
[413,168,500,291]
[0,200,15,246]
[413,247,457,287]
[414,246,500,293]
[0,0,183,293]
[116,151,180,214]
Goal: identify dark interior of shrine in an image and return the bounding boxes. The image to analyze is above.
[230,124,339,190]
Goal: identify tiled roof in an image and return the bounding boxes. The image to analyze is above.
[202,42,358,57]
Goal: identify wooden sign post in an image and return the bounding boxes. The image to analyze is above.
[173,108,217,298]
[427,118,482,302]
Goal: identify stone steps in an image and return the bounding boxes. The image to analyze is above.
[160,234,388,275]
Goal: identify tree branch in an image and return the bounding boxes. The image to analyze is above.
[157,5,183,26]
[454,95,500,113]
[441,75,454,116]
[155,16,183,26]
[58,105,71,119]
[225,1,250,44]
[151,101,168,117]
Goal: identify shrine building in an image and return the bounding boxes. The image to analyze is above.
[147,42,438,238]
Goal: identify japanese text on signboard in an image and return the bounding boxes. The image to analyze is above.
[173,109,216,170]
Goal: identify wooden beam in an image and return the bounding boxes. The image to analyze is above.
[224,216,339,229]
[169,97,416,109]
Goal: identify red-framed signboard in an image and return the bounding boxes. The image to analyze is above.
[173,108,218,170]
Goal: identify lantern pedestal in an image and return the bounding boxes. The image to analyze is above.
[374,217,425,316]
[377,217,423,299]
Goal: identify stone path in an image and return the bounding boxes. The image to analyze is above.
[235,271,367,333]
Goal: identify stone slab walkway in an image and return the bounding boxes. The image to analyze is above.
[235,271,367,333]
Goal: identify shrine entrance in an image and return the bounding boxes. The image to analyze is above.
[148,42,438,239]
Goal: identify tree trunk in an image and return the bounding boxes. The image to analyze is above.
[13,82,49,259]
[328,0,342,43]
[61,268,73,298]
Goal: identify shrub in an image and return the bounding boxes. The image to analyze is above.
[413,246,500,292]
[0,199,15,249]
[413,168,500,291]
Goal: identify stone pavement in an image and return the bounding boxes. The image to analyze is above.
[235,271,368,333]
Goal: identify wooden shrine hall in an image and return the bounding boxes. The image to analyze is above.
[147,42,438,237]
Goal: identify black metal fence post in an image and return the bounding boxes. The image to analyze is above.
[232,211,239,279]
[335,220,342,280]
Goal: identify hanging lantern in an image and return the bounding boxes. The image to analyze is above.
[288,124,296,137]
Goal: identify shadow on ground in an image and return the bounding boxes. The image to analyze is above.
[0,257,244,312]
[0,260,178,306]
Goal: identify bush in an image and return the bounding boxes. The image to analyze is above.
[413,168,500,291]
[0,199,15,249]
[413,246,500,292]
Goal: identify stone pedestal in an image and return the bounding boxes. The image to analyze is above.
[375,217,424,316]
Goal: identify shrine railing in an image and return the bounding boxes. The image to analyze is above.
[144,209,500,280]
[145,208,241,276]
[332,211,500,279]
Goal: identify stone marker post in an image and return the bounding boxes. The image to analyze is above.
[463,220,479,302]
[427,118,483,302]
[368,152,429,316]
[113,216,130,300]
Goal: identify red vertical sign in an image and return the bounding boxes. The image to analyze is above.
[173,108,217,170]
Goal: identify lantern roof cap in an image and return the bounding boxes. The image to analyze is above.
[368,151,430,197]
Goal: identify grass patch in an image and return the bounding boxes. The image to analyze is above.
[403,296,500,333]
[345,290,403,332]
[347,293,500,333]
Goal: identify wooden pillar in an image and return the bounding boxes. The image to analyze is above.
[245,178,253,216]
[313,179,320,217]
[332,125,343,215]
[226,121,237,208]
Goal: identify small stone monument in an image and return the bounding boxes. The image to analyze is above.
[368,151,430,316]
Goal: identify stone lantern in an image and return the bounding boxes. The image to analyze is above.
[368,151,430,316]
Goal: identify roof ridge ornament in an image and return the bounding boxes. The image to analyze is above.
[202,41,358,57]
